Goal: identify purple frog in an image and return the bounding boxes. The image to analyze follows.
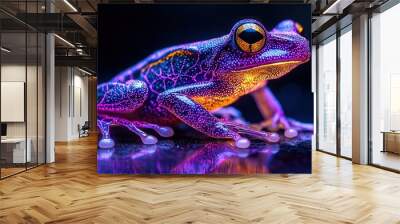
[97,19,311,149]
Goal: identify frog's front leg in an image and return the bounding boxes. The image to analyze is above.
[251,85,313,138]
[157,82,276,148]
[157,82,251,148]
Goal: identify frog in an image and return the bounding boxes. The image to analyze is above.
[97,18,311,149]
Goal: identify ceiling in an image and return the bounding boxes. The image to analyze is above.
[0,0,391,73]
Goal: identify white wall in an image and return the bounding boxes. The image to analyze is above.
[1,65,25,139]
[54,67,89,141]
[1,63,46,164]
[55,66,69,141]
[72,73,89,138]
[1,64,37,138]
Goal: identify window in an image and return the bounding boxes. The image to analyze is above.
[339,27,352,158]
[317,35,337,154]
[370,3,400,171]
[0,1,47,179]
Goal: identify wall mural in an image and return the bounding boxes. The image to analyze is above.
[97,4,312,174]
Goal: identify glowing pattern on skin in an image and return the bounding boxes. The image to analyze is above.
[97,19,310,149]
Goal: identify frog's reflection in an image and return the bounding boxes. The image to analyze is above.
[97,136,311,174]
[171,142,276,174]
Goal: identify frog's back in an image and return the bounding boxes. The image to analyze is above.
[110,37,226,94]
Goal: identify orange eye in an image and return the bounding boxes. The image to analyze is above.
[295,22,304,33]
[235,23,266,53]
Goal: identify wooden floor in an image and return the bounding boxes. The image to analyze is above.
[1,167,26,178]
[1,135,400,224]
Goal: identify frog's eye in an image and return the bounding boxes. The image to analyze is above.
[235,23,266,53]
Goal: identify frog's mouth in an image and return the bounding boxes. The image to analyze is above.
[232,60,303,80]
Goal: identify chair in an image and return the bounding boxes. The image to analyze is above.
[78,121,90,138]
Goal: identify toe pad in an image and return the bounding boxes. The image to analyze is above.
[266,133,280,143]
[284,128,298,138]
[235,137,250,148]
[98,138,115,148]
[158,126,174,137]
[142,135,158,144]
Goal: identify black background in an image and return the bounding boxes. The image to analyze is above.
[98,4,312,123]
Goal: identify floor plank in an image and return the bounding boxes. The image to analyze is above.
[0,135,400,224]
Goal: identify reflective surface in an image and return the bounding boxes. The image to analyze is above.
[98,132,311,174]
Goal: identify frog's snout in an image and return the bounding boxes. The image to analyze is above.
[297,37,311,63]
[271,20,310,63]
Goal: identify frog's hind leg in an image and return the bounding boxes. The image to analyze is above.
[97,80,149,148]
[252,86,313,139]
[97,80,148,113]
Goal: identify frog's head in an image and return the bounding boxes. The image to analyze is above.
[215,19,310,86]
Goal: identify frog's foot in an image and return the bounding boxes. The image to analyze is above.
[287,118,313,132]
[252,114,313,139]
[98,138,115,149]
[135,122,175,138]
[98,117,174,148]
[112,118,174,145]
[98,119,115,149]
[224,121,280,143]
